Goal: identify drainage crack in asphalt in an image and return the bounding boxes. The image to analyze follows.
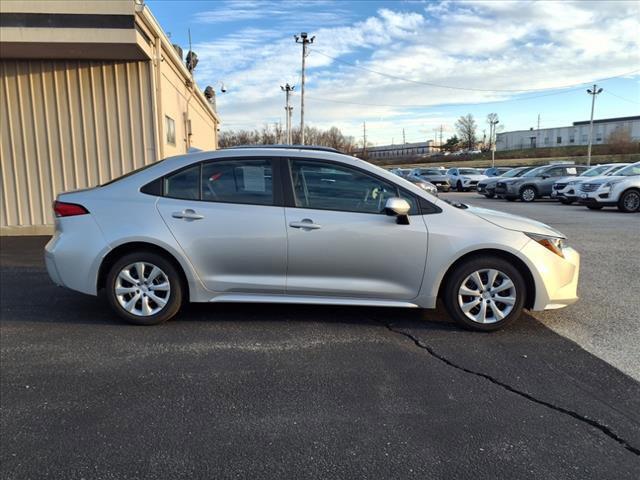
[384,323,640,457]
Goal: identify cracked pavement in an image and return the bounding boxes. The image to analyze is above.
[1,237,639,479]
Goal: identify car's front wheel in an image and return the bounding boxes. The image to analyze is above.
[618,189,640,213]
[484,192,495,199]
[106,252,183,325]
[520,186,537,202]
[443,256,526,331]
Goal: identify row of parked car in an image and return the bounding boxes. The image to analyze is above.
[389,162,640,213]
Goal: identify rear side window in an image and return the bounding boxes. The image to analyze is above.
[201,159,273,205]
[164,165,200,200]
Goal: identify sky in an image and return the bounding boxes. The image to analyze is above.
[147,0,640,146]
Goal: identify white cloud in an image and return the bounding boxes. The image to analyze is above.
[190,0,640,144]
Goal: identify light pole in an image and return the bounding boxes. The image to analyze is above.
[295,32,315,145]
[489,119,499,167]
[280,83,295,144]
[586,84,603,166]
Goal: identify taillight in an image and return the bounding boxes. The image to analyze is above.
[53,201,89,217]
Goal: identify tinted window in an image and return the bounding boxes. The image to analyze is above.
[459,168,482,175]
[290,160,417,215]
[164,165,200,200]
[201,159,273,205]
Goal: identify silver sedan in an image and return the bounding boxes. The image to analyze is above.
[45,147,580,331]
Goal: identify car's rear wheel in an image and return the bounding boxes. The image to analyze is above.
[618,189,640,213]
[106,252,183,325]
[443,256,526,331]
[520,186,537,202]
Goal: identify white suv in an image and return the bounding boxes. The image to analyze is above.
[578,162,640,212]
[446,168,487,191]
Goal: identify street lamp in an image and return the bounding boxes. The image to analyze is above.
[586,84,603,166]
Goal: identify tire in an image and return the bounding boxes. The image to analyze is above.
[618,189,640,213]
[443,256,526,332]
[519,186,537,202]
[105,251,183,325]
[456,180,464,192]
[559,198,573,205]
[484,193,495,199]
[587,205,603,210]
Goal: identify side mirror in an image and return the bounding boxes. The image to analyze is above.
[384,197,411,225]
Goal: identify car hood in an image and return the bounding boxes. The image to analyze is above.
[466,205,565,238]
[579,175,624,185]
[459,174,487,181]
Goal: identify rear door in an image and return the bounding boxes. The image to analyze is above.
[539,166,567,195]
[283,158,428,300]
[156,157,287,294]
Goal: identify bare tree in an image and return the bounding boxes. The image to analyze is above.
[456,114,477,150]
[606,126,635,154]
[486,113,499,150]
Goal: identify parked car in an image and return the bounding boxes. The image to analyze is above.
[477,166,536,198]
[552,163,630,204]
[45,146,580,331]
[495,164,590,202]
[577,162,640,212]
[389,167,412,178]
[446,168,488,191]
[410,167,451,191]
[483,167,512,177]
[404,176,438,195]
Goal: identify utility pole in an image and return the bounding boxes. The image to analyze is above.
[536,114,540,148]
[280,83,295,144]
[362,121,367,158]
[489,118,499,167]
[586,84,603,166]
[295,32,315,145]
[439,125,443,149]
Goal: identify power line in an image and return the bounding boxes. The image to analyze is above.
[309,48,640,94]
[604,90,640,104]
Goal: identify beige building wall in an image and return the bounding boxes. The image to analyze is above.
[0,1,220,235]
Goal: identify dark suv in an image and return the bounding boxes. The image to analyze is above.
[495,164,590,202]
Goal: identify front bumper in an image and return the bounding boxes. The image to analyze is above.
[520,241,580,311]
[577,188,616,206]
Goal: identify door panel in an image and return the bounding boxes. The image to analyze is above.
[284,208,428,299]
[158,199,287,293]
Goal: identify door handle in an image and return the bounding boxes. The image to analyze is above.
[172,209,204,220]
[289,219,322,230]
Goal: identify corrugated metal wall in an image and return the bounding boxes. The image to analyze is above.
[0,59,157,232]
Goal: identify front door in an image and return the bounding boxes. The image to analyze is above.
[284,159,428,300]
[156,158,287,294]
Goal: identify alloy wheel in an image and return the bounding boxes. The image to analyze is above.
[457,269,516,324]
[521,188,536,202]
[115,262,171,316]
[623,191,640,211]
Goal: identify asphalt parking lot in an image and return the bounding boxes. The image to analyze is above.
[441,191,640,380]
[1,200,639,479]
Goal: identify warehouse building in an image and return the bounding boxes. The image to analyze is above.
[357,141,436,161]
[0,0,221,235]
[496,116,640,151]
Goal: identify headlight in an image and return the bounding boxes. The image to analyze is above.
[525,232,566,258]
[602,180,623,189]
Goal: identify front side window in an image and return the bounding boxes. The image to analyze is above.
[201,159,273,205]
[546,167,566,177]
[290,160,417,215]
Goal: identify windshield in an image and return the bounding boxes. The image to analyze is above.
[459,168,482,175]
[605,164,629,175]
[101,160,164,186]
[502,167,528,178]
[522,166,547,177]
[615,163,640,176]
[583,165,609,177]
[419,169,444,175]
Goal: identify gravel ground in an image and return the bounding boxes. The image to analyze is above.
[441,191,640,380]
